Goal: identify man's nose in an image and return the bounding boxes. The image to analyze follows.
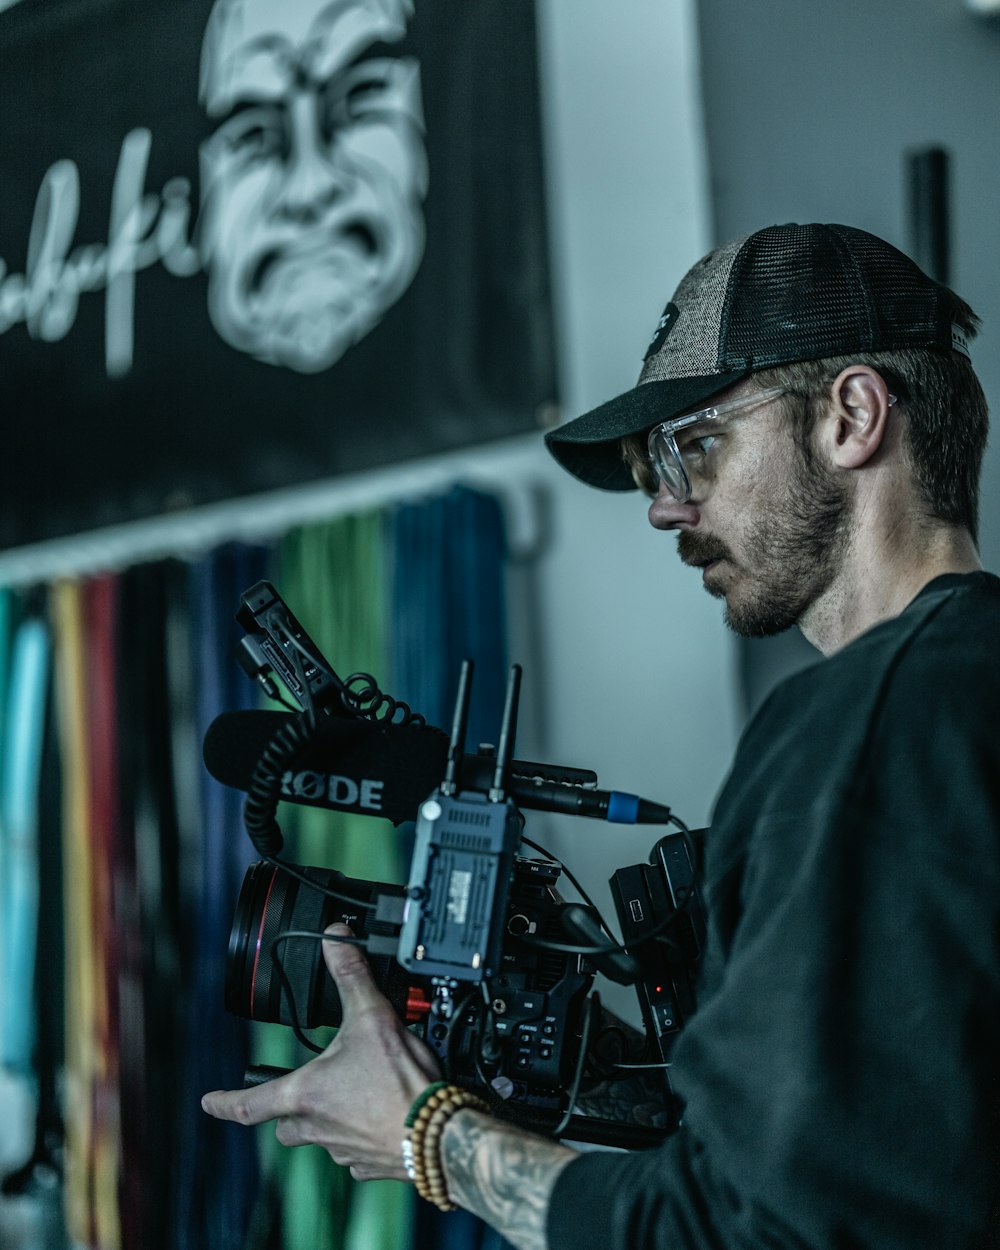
[647,481,700,531]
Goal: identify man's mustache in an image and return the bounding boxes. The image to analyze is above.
[677,532,733,568]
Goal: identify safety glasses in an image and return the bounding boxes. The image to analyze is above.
[645,387,790,503]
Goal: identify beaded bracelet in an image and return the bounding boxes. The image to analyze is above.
[405,1081,449,1131]
[402,1083,490,1211]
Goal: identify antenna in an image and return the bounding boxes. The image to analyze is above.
[441,659,473,796]
[490,664,522,802]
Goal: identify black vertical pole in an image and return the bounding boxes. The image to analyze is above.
[907,146,951,284]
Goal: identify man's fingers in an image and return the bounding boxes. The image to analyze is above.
[202,1070,297,1126]
[322,922,386,1016]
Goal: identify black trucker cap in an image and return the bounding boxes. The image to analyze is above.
[544,222,972,491]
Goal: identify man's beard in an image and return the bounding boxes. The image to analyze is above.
[679,440,850,638]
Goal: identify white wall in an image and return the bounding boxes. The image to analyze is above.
[505,0,735,1011]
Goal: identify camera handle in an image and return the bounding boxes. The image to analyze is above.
[242,1064,290,1087]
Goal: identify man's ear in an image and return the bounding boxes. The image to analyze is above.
[820,366,896,470]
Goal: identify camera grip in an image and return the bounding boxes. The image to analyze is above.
[243,1065,292,1088]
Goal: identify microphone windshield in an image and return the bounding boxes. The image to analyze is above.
[203,710,450,826]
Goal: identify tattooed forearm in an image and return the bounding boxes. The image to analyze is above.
[440,1110,578,1250]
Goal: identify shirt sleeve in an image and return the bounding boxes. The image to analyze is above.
[548,1127,817,1250]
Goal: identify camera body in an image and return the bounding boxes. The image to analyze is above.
[227,852,596,1107]
[221,582,705,1147]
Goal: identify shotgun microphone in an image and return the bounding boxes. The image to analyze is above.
[203,710,675,827]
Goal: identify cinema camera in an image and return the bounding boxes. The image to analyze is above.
[209,582,706,1148]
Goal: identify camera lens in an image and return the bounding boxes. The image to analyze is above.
[226,860,407,1029]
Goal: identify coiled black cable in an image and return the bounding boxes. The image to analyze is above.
[242,710,316,857]
[344,672,426,726]
[241,673,427,856]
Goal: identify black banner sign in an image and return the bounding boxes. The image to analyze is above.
[0,0,557,549]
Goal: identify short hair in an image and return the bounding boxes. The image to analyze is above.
[752,326,988,545]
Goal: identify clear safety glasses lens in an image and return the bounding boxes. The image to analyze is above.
[647,434,690,502]
[646,387,789,502]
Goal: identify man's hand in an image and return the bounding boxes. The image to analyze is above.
[203,922,579,1250]
[201,923,440,1180]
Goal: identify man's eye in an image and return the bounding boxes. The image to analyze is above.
[682,434,717,459]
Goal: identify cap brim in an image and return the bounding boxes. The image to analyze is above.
[544,371,748,490]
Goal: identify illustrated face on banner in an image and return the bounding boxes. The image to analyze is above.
[198,0,427,373]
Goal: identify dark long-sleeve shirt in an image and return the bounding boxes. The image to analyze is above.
[549,572,1000,1249]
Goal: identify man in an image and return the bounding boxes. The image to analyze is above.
[203,223,1000,1249]
[198,0,427,373]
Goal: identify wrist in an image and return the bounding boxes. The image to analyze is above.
[402,1083,491,1211]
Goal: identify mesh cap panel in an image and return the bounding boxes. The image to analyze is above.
[720,224,950,368]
